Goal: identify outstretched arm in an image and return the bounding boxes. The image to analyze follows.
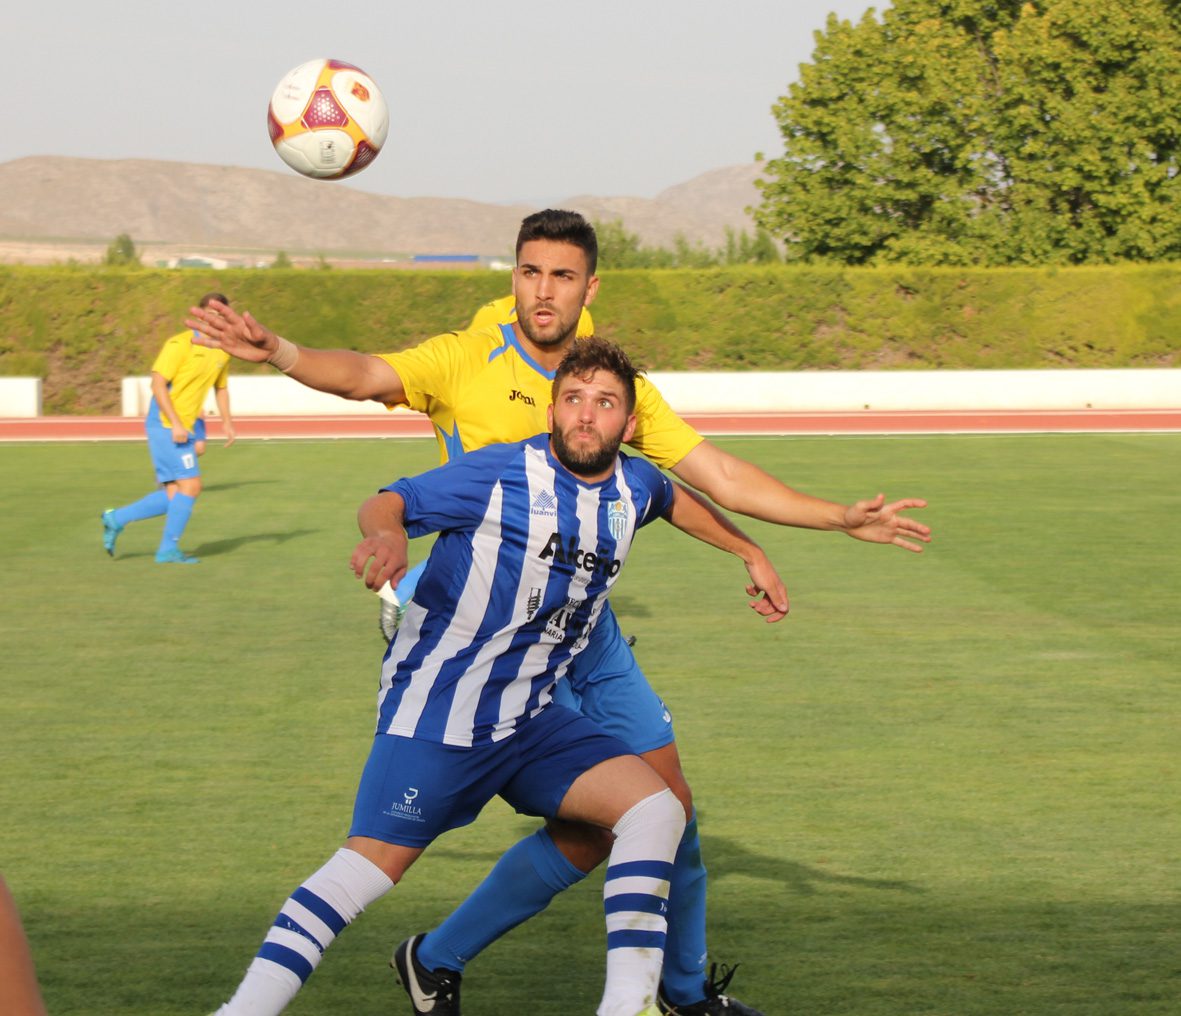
[351,491,410,592]
[670,440,931,553]
[664,482,789,623]
[186,299,406,405]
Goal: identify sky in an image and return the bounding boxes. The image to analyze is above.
[7,0,881,205]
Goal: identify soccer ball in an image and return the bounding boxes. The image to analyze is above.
[267,59,389,179]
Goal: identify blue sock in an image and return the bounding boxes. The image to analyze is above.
[157,493,196,554]
[111,490,169,529]
[418,828,586,973]
[660,812,710,1005]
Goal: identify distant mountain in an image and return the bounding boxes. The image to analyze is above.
[0,157,765,261]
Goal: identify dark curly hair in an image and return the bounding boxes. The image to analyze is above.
[552,336,639,412]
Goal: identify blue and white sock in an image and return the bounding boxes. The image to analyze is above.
[214,848,393,1016]
[658,811,711,1005]
[598,789,685,1016]
[157,492,196,554]
[111,490,169,529]
[418,827,586,973]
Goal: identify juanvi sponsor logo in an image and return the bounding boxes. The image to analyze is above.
[530,489,558,517]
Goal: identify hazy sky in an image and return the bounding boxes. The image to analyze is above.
[7,0,881,204]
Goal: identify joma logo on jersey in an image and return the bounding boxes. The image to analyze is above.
[509,389,536,406]
[538,532,622,578]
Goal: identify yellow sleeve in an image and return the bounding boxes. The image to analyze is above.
[627,375,705,469]
[377,331,470,413]
[576,307,595,338]
[150,332,190,380]
[469,295,516,330]
[213,358,231,390]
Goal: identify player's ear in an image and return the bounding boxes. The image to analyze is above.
[584,274,600,307]
[546,403,555,431]
[622,413,636,443]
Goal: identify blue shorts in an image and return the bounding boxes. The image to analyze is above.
[146,422,200,484]
[192,417,207,442]
[348,704,631,847]
[556,605,676,755]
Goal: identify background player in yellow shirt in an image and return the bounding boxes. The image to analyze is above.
[102,293,236,564]
[189,211,930,1016]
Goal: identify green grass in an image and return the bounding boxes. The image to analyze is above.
[1,434,1178,1015]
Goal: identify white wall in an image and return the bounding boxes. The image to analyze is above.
[113,368,1181,417]
[0,378,42,417]
[119,374,408,416]
[2,370,1173,418]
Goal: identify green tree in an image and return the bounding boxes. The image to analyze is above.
[103,233,140,266]
[594,219,650,268]
[271,250,293,269]
[595,218,780,268]
[755,0,1181,265]
[722,227,782,264]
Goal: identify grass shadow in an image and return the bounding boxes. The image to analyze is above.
[699,830,924,897]
[200,479,278,494]
[192,529,319,558]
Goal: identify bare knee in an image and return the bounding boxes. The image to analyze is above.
[175,477,202,498]
[545,817,614,874]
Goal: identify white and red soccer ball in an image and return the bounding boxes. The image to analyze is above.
[267,59,389,179]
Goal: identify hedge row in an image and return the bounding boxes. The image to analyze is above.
[1,263,1177,414]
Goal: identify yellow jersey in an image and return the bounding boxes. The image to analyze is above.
[469,294,595,339]
[379,324,702,468]
[147,329,231,431]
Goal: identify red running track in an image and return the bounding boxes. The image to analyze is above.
[2,408,1180,442]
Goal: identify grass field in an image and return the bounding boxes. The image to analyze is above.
[2,433,1178,1015]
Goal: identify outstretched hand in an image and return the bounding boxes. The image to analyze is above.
[185,299,278,364]
[844,494,931,552]
[745,553,789,623]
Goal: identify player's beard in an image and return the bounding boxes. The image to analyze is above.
[516,300,581,348]
[552,422,626,477]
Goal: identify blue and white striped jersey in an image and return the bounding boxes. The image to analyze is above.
[376,434,674,747]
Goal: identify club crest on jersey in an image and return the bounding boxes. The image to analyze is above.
[607,499,629,541]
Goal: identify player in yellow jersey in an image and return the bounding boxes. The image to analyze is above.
[189,211,930,1016]
[102,293,236,564]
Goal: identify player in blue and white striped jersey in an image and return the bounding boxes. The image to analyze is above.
[209,339,787,1016]
[372,429,666,746]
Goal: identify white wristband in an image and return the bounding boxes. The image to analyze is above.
[267,336,299,373]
